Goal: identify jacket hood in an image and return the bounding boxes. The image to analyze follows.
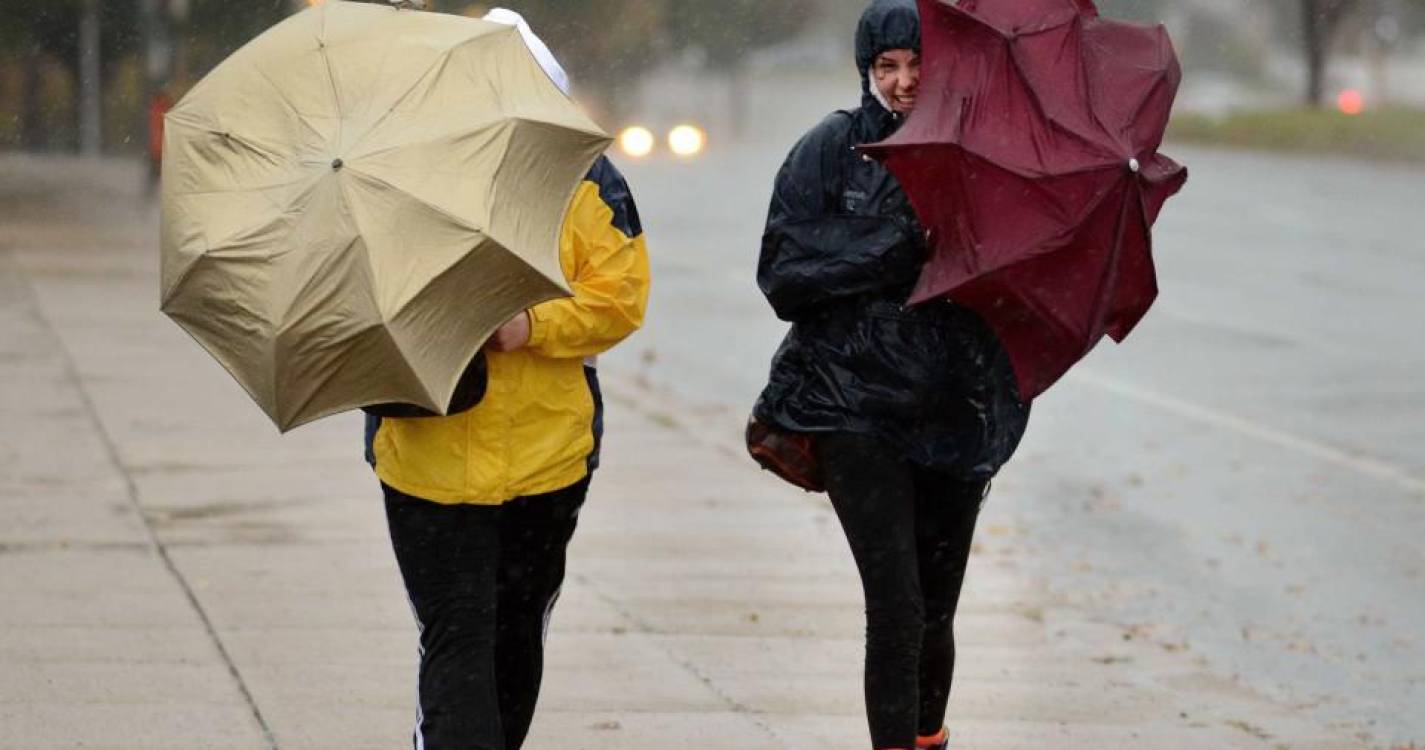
[855,0,920,88]
[483,8,572,96]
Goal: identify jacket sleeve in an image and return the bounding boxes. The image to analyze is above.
[757,116,923,321]
[525,176,650,359]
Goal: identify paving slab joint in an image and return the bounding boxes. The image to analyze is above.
[3,245,282,750]
[571,572,791,748]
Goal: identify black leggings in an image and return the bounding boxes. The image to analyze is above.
[383,477,589,750]
[816,434,986,750]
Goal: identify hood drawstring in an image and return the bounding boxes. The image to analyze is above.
[482,8,572,96]
[867,67,900,119]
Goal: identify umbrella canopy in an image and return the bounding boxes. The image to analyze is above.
[160,0,610,431]
[861,0,1188,400]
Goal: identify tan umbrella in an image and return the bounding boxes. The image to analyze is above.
[160,0,610,432]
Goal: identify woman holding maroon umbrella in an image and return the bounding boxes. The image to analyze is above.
[749,1,1030,748]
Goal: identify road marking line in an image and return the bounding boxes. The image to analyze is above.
[1070,370,1425,496]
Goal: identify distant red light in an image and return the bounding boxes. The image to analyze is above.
[1337,89,1364,115]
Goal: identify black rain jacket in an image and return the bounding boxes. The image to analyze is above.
[752,0,1029,480]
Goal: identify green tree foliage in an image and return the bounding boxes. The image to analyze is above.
[1,0,822,147]
[0,0,142,66]
[0,0,140,148]
[178,0,290,79]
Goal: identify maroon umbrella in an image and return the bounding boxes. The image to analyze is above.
[861,0,1188,400]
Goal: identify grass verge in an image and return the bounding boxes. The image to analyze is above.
[1166,108,1425,163]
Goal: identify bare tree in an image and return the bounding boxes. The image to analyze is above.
[78,0,102,155]
[1301,0,1360,107]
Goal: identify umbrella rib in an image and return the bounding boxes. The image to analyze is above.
[345,26,521,157]
[897,139,1127,181]
[999,22,1121,163]
[335,174,411,329]
[274,229,365,337]
[1084,186,1131,341]
[275,324,422,431]
[1123,67,1176,153]
[344,56,454,157]
[245,58,336,164]
[394,242,565,333]
[347,115,510,163]
[1107,186,1158,342]
[1015,169,1131,265]
[248,58,306,127]
[482,116,599,292]
[1063,16,1118,155]
[388,247,564,324]
[173,173,322,241]
[168,68,306,164]
[318,5,345,149]
[936,147,1132,277]
[162,173,326,310]
[333,9,405,151]
[953,4,1077,41]
[168,175,314,199]
[331,173,385,327]
[159,240,213,310]
[269,253,445,427]
[1102,27,1178,156]
[344,166,484,236]
[983,279,1084,349]
[337,168,556,327]
[165,119,290,172]
[873,136,1120,179]
[372,323,443,411]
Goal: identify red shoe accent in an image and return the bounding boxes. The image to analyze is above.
[915,727,948,749]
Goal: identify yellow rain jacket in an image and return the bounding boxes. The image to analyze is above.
[370,156,649,504]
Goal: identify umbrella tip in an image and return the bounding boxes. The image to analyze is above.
[1128,158,1141,173]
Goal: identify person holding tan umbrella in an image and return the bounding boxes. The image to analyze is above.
[159,3,648,747]
[365,8,650,749]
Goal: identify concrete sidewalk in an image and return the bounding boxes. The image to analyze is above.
[0,155,1367,749]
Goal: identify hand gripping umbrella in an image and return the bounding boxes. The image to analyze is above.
[861,0,1188,400]
[160,0,609,431]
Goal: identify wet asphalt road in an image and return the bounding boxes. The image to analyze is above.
[602,140,1425,745]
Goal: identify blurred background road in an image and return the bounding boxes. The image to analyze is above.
[5,150,1416,749]
[604,138,1425,747]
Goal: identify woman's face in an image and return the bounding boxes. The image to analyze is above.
[872,48,921,114]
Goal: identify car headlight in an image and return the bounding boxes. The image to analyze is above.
[618,126,656,158]
[667,124,706,158]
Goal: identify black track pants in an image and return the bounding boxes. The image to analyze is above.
[383,477,589,750]
[816,434,986,750]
